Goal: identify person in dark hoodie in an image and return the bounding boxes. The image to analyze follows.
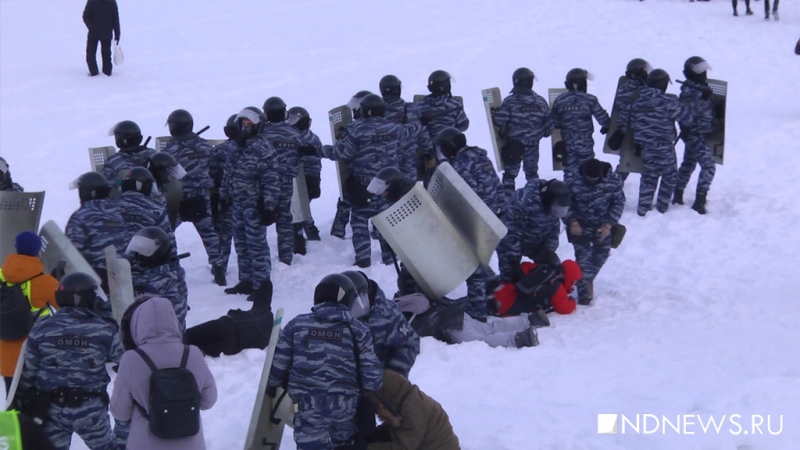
[82,0,120,76]
[366,369,460,450]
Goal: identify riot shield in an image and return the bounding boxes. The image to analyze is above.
[0,191,45,264]
[413,94,463,103]
[38,220,101,283]
[371,183,478,300]
[603,76,644,174]
[88,146,116,173]
[548,88,568,171]
[164,179,183,229]
[706,79,727,165]
[105,245,135,324]
[481,87,506,172]
[328,105,352,200]
[154,136,172,152]
[291,164,312,224]
[427,162,507,266]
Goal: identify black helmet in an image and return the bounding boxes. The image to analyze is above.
[263,96,287,123]
[579,158,611,185]
[120,167,155,196]
[379,74,402,100]
[512,67,535,89]
[427,70,451,95]
[287,106,311,130]
[146,152,185,187]
[368,166,411,202]
[167,109,193,136]
[314,273,358,308]
[236,106,265,143]
[125,226,172,267]
[55,272,99,308]
[348,90,373,120]
[435,127,467,160]
[683,56,710,83]
[341,270,370,318]
[110,120,143,149]
[647,68,671,92]
[0,156,12,190]
[224,114,239,140]
[361,94,385,118]
[625,58,651,83]
[540,179,571,218]
[70,171,111,203]
[565,68,591,92]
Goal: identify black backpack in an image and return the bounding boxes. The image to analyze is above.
[0,274,45,340]
[512,264,564,314]
[133,346,201,440]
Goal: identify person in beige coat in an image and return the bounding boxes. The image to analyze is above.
[367,370,460,450]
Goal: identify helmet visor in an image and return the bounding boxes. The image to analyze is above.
[346,96,362,111]
[690,61,711,74]
[350,291,370,319]
[585,71,595,82]
[286,111,302,126]
[68,177,81,190]
[367,177,388,196]
[107,123,120,136]
[551,204,569,218]
[125,235,161,257]
[170,163,187,180]
[237,108,261,125]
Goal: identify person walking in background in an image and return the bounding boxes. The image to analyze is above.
[764,0,779,20]
[732,0,753,16]
[82,0,120,76]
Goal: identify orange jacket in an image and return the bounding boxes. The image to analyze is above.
[0,254,59,377]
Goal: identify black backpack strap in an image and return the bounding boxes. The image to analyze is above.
[179,345,190,369]
[133,348,159,373]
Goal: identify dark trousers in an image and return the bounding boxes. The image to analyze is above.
[731,0,750,12]
[86,35,112,76]
[765,0,779,15]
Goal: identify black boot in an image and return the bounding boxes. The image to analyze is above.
[212,264,227,286]
[691,192,707,215]
[305,223,321,241]
[527,310,551,328]
[514,327,539,348]
[672,189,684,205]
[247,280,273,304]
[293,224,307,255]
[224,281,253,295]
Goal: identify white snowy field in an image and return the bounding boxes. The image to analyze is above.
[2,0,800,448]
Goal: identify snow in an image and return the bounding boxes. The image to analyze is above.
[2,0,800,448]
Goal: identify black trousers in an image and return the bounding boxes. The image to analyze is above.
[764,0,779,15]
[732,0,750,12]
[86,35,112,75]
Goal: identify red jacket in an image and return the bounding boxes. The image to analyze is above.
[494,259,582,315]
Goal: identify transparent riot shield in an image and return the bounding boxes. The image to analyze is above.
[328,105,352,200]
[706,79,727,165]
[291,165,312,224]
[0,191,45,264]
[481,87,506,172]
[371,183,478,300]
[427,162,507,266]
[548,88,568,171]
[105,245,134,324]
[38,220,101,283]
[88,146,116,173]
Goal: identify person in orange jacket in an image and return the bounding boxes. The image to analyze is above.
[0,232,59,393]
[493,259,582,316]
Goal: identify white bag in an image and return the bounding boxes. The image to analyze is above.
[113,44,124,66]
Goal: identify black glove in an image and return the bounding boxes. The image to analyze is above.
[305,176,321,199]
[607,129,625,151]
[599,126,609,135]
[257,197,280,225]
[335,128,347,140]
[298,144,317,156]
[500,140,525,165]
[553,141,567,164]
[701,86,713,101]
[50,261,66,281]
[490,106,498,115]
[634,144,643,158]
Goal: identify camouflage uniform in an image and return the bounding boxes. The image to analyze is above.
[268,302,382,450]
[492,87,554,184]
[416,95,469,182]
[384,97,432,182]
[298,128,323,237]
[65,199,127,289]
[115,191,177,265]
[132,262,189,334]
[497,178,561,282]
[564,170,625,302]
[18,306,123,450]
[551,91,610,180]
[321,117,410,266]
[209,139,238,271]
[218,136,280,289]
[618,87,692,215]
[102,146,157,189]
[612,77,647,180]
[361,285,419,377]
[330,122,357,240]
[260,122,303,265]
[450,145,505,319]
[162,133,223,267]
[676,79,716,197]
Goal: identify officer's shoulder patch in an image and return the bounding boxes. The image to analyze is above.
[53,336,91,347]
[308,327,343,341]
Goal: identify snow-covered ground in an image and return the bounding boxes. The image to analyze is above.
[2,0,800,448]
